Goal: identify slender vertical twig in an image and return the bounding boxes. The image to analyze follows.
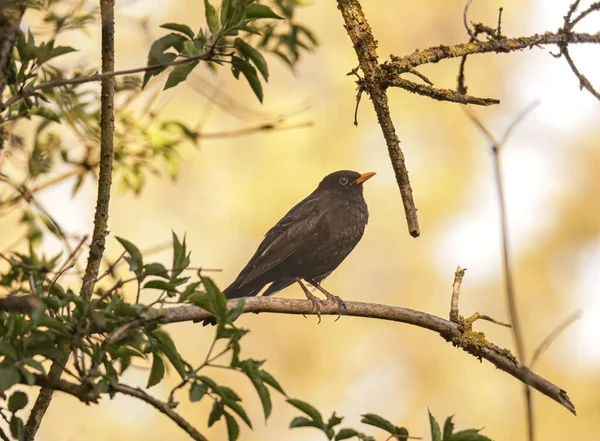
[22,1,116,439]
[463,102,540,441]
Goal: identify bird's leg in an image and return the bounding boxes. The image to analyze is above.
[295,278,324,324]
[307,279,347,321]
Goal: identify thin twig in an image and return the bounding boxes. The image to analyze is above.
[450,266,466,322]
[337,0,420,237]
[115,384,208,441]
[530,310,583,369]
[463,0,478,41]
[463,103,541,441]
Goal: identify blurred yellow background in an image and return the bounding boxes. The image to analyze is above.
[4,0,600,440]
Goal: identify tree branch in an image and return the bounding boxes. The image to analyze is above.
[0,0,27,98]
[115,384,209,441]
[151,296,576,415]
[23,1,117,439]
[336,0,420,238]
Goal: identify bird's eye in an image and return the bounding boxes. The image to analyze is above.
[339,177,349,185]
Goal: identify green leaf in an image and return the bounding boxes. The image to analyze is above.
[147,353,165,387]
[289,416,322,429]
[223,399,252,428]
[231,56,263,102]
[220,0,233,26]
[171,231,190,278]
[189,382,208,402]
[8,391,28,413]
[143,280,178,293]
[244,4,283,20]
[143,34,186,87]
[0,367,20,392]
[218,386,241,401]
[335,428,360,441]
[249,373,272,420]
[116,237,143,274]
[204,0,220,33]
[227,298,246,322]
[31,106,60,123]
[202,276,227,321]
[10,415,23,440]
[234,38,268,80]
[327,412,343,430]
[23,358,45,374]
[287,398,323,423]
[429,410,442,441]
[224,412,240,441]
[151,329,186,379]
[160,23,195,39]
[443,415,455,441]
[361,414,396,434]
[258,370,285,395]
[451,429,492,441]
[208,401,223,427]
[164,61,199,90]
[198,375,219,392]
[0,342,18,360]
[143,263,169,279]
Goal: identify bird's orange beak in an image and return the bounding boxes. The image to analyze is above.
[353,171,376,185]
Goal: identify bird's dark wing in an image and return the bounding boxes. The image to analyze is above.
[236,191,324,288]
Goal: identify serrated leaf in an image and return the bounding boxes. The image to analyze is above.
[223,398,252,428]
[8,391,28,413]
[143,280,178,292]
[335,428,360,441]
[220,0,233,26]
[258,370,285,394]
[31,106,60,123]
[219,386,241,402]
[143,34,186,87]
[151,329,186,379]
[231,56,263,102]
[160,23,195,39]
[227,298,246,322]
[171,231,190,278]
[143,263,169,279]
[244,4,283,20]
[234,38,268,80]
[147,353,165,387]
[204,0,220,33]
[116,237,143,274]
[287,398,323,423]
[224,412,240,441]
[443,415,455,441]
[189,382,208,402]
[429,410,442,441]
[290,416,322,429]
[361,414,396,434]
[249,373,272,420]
[202,276,227,321]
[164,61,199,90]
[451,429,492,441]
[208,401,223,427]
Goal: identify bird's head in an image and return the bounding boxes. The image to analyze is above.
[317,170,376,195]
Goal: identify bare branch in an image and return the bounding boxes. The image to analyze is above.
[463,104,541,441]
[450,266,466,322]
[23,1,117,439]
[115,385,208,441]
[337,0,420,237]
[150,296,576,415]
[530,310,583,369]
[385,77,499,106]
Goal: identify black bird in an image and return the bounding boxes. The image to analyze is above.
[204,170,375,325]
